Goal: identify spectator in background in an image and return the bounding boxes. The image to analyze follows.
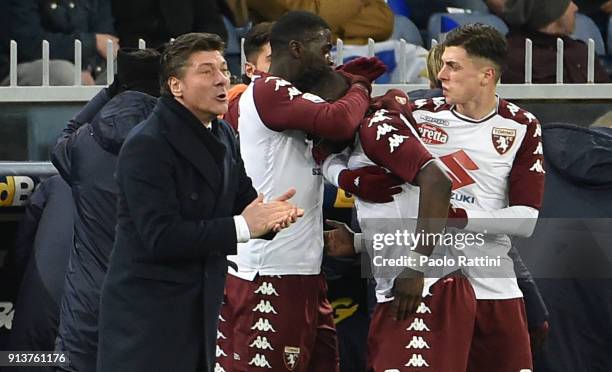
[6,0,119,86]
[244,0,394,44]
[574,0,612,41]
[51,48,160,372]
[224,22,273,131]
[111,0,233,49]
[501,0,609,83]
[405,0,491,29]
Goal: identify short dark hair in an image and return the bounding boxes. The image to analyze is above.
[443,23,507,81]
[244,22,274,62]
[269,11,330,54]
[160,32,225,95]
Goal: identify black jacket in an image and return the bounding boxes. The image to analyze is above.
[5,175,73,372]
[51,90,157,372]
[516,124,612,371]
[9,0,115,74]
[97,95,257,372]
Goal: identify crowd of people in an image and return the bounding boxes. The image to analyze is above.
[0,2,611,372]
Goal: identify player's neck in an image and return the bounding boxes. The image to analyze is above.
[455,92,497,121]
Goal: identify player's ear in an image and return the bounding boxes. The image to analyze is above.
[245,62,256,78]
[482,65,496,86]
[288,40,303,59]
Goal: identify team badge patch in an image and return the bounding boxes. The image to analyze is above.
[395,95,407,105]
[283,346,300,370]
[491,128,516,155]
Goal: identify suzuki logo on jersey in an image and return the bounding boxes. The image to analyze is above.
[405,354,430,367]
[407,318,430,332]
[439,150,479,190]
[417,123,448,145]
[249,354,272,369]
[251,318,276,332]
[492,128,516,155]
[451,192,475,204]
[406,336,430,349]
[252,300,277,314]
[254,282,279,296]
[0,302,14,330]
[250,336,274,351]
[283,346,300,371]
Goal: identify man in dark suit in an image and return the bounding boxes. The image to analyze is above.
[96,32,301,372]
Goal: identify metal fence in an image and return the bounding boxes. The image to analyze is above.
[1,37,612,102]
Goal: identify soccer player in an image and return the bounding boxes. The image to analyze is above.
[326,24,545,371]
[224,22,274,131]
[215,11,399,372]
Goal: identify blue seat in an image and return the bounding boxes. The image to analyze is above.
[427,12,509,47]
[571,13,606,55]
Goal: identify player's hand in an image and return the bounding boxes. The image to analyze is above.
[241,193,303,237]
[338,166,402,203]
[336,70,372,95]
[529,320,550,356]
[388,268,424,321]
[324,220,357,257]
[270,188,304,232]
[337,56,387,82]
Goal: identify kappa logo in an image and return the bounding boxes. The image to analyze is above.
[533,142,543,155]
[417,123,449,145]
[216,345,227,358]
[249,354,272,369]
[234,353,241,361]
[529,159,546,174]
[405,354,430,367]
[368,109,391,127]
[492,128,517,155]
[251,318,276,332]
[254,282,279,296]
[218,314,226,322]
[533,123,542,137]
[217,330,226,340]
[389,134,409,153]
[283,346,301,371]
[250,336,274,350]
[376,123,398,140]
[252,300,278,314]
[406,336,430,349]
[0,302,14,330]
[433,97,446,111]
[407,318,430,332]
[416,302,431,314]
[506,102,521,117]
[414,99,428,109]
[214,363,226,372]
[302,93,325,103]
[525,112,536,123]
[354,176,360,188]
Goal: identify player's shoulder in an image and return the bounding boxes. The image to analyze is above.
[497,98,539,127]
[410,96,452,113]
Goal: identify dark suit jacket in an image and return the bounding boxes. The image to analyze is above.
[96,95,256,372]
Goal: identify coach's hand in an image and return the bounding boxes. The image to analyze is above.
[242,191,303,237]
[389,268,424,321]
[338,166,402,203]
[337,56,387,82]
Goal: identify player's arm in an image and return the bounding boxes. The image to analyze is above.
[449,120,545,238]
[254,74,371,141]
